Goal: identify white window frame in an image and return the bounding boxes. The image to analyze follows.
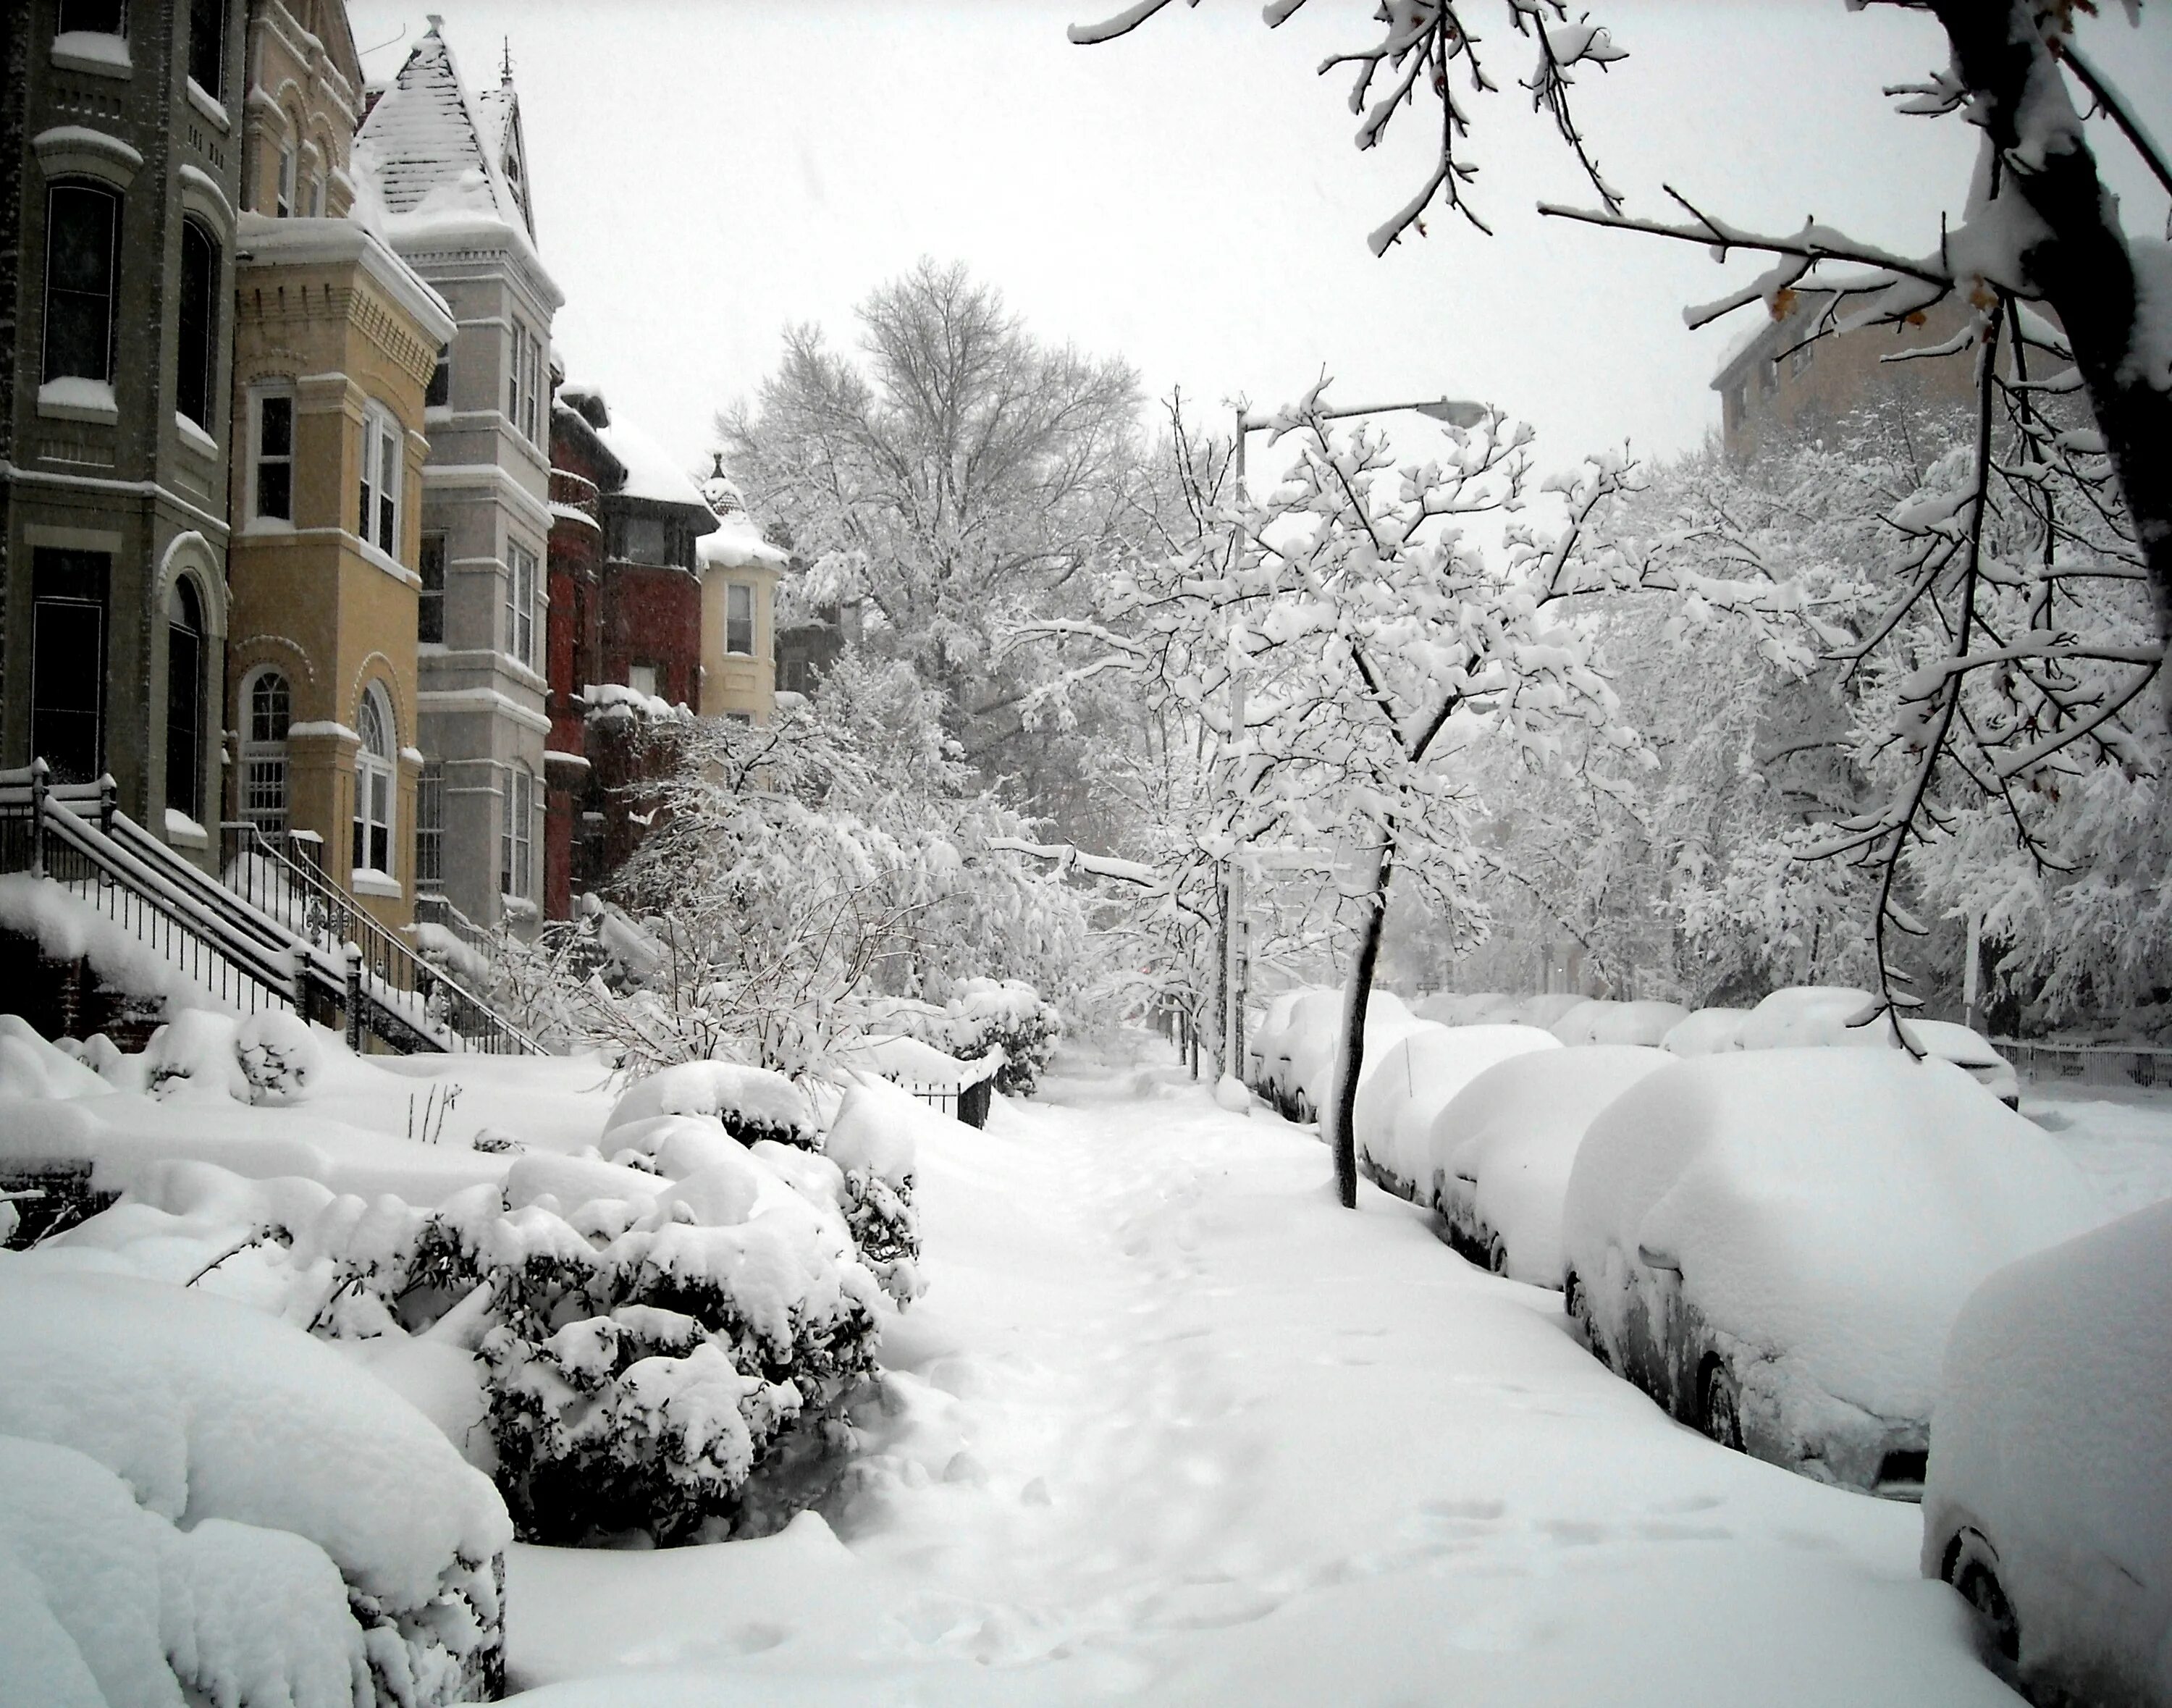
[358,401,400,558]
[414,758,444,891]
[505,539,537,668]
[353,683,395,879]
[275,136,295,217]
[500,762,534,901]
[239,665,290,836]
[726,581,755,657]
[249,383,295,523]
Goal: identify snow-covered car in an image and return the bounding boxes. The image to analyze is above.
[1547,999,1691,1048]
[1921,1198,2172,1707]
[1658,1006,1752,1056]
[1431,1045,1672,1283]
[1733,987,2020,1106]
[1350,1023,1559,1203]
[1276,990,1423,1124]
[1560,1049,2101,1497]
[1247,987,1329,1111]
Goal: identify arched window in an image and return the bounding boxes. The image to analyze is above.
[43,182,119,387]
[353,685,395,875]
[240,668,290,836]
[176,219,217,429]
[500,762,534,901]
[164,578,205,823]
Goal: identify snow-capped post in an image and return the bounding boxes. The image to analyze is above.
[96,771,114,838]
[28,757,46,878]
[343,941,363,1052]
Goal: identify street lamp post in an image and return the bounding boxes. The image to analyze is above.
[1219,393,1493,1086]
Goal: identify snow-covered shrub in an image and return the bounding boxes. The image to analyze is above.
[824,1074,932,1306]
[604,1059,821,1151]
[943,979,1060,1096]
[0,1263,512,1705]
[0,1015,114,1103]
[235,1010,324,1106]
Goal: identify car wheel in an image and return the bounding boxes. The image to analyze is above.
[1565,1273,1611,1370]
[1943,1529,2020,1662]
[1487,1234,1509,1276]
[1701,1359,1744,1452]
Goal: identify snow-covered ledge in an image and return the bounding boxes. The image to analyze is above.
[184,78,230,131]
[350,869,401,899]
[39,378,118,425]
[163,810,209,849]
[175,413,219,461]
[32,125,140,185]
[50,31,131,79]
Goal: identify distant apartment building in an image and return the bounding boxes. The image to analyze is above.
[1712,291,1977,464]
[354,20,561,931]
[1,0,245,864]
[224,0,453,931]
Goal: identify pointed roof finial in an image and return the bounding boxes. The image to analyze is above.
[425,12,442,35]
[500,35,513,85]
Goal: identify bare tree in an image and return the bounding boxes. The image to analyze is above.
[718,260,1146,804]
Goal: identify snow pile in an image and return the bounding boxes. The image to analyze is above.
[1548,999,1690,1047]
[1660,1006,1752,1056]
[1432,1045,1672,1284]
[585,680,691,725]
[1351,1022,1561,1200]
[1562,1051,2103,1434]
[0,1014,114,1103]
[0,1263,510,1704]
[0,872,217,1012]
[1922,1198,2172,1708]
[832,1032,1001,1096]
[605,1059,820,1150]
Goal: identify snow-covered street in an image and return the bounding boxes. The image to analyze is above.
[505,1043,2026,1707]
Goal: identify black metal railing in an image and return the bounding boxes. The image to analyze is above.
[0,760,539,1056]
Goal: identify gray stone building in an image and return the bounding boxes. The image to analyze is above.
[354,21,560,931]
[2,0,245,866]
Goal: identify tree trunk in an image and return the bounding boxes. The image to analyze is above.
[1327,829,1397,1209]
[1933,2,2172,704]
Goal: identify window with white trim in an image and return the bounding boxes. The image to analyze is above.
[500,762,534,901]
[414,759,444,891]
[505,539,537,668]
[358,403,400,556]
[253,386,293,520]
[508,324,542,445]
[726,581,754,656]
[353,685,395,876]
[176,219,217,430]
[240,668,290,836]
[43,181,119,386]
[275,136,295,217]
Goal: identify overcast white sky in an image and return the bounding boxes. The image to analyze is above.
[348,0,2172,480]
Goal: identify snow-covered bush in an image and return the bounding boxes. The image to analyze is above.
[824,1074,933,1306]
[0,1014,114,1103]
[138,1009,324,1108]
[235,1011,324,1106]
[602,1059,821,1151]
[944,979,1060,1096]
[0,1263,511,1705]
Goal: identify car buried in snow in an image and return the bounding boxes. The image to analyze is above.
[1921,1197,2172,1708]
[1733,986,2021,1108]
[1559,1049,2100,1499]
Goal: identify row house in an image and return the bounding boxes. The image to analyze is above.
[2,0,246,857]
[354,19,560,933]
[5,1,783,961]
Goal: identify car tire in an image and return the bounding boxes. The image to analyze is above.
[1487,1234,1509,1276]
[1701,1358,1744,1452]
[1942,1528,2021,1663]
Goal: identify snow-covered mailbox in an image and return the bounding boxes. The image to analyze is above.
[836,1034,1004,1129]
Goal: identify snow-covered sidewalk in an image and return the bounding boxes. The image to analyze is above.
[505,1047,2016,1707]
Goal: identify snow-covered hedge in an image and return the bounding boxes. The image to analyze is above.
[862,980,1061,1098]
[0,1263,511,1706]
[602,1059,820,1150]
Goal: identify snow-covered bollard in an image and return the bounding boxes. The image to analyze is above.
[1213,1073,1251,1114]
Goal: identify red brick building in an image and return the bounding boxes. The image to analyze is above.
[542,390,624,920]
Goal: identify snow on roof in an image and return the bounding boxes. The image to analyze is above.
[697,515,788,572]
[589,412,717,521]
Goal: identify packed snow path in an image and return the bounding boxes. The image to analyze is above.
[508,1047,2016,1706]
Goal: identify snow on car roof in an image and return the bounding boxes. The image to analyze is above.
[1562,1048,2103,1421]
